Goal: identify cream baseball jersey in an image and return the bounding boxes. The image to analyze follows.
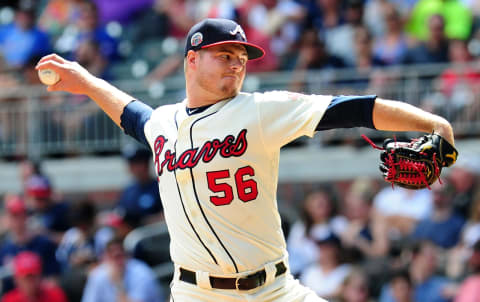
[143,91,331,276]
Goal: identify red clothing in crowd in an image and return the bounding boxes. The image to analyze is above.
[1,283,68,302]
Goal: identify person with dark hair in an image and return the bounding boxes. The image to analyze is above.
[56,199,98,269]
[388,269,413,302]
[410,181,465,249]
[379,240,453,302]
[402,14,449,65]
[117,145,163,224]
[300,229,352,299]
[81,236,164,302]
[287,189,347,277]
[24,175,70,242]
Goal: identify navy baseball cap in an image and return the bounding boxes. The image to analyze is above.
[184,18,265,60]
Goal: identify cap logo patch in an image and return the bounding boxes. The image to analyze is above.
[229,25,246,40]
[191,32,203,47]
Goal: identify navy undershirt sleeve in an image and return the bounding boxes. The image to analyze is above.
[120,100,153,147]
[316,95,377,131]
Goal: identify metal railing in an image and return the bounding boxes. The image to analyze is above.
[1,63,479,159]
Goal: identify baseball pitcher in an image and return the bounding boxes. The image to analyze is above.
[36,18,457,302]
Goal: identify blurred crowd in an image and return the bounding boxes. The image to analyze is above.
[0,0,480,156]
[0,145,166,301]
[282,152,480,302]
[1,146,480,301]
[1,0,480,300]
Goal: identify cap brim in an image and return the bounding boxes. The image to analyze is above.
[201,41,265,60]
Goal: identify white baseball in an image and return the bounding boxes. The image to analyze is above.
[38,69,60,86]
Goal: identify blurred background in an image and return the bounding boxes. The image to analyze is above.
[0,0,480,301]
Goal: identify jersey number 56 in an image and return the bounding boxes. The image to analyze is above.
[206,166,258,206]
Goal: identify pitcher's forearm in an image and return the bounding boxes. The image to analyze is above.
[373,99,455,146]
[84,77,135,128]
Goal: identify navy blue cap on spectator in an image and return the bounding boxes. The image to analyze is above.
[122,145,152,162]
[184,18,265,60]
[311,228,341,246]
[16,0,36,13]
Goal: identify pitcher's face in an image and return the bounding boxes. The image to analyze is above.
[194,44,248,99]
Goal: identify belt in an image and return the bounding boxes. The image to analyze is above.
[179,261,287,290]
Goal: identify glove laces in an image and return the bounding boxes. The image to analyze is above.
[361,135,441,189]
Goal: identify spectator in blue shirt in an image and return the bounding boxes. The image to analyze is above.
[55,1,117,61]
[379,241,452,302]
[410,181,465,249]
[118,145,163,224]
[0,0,50,69]
[81,236,164,302]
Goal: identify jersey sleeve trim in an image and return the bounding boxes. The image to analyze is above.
[316,95,377,131]
[120,100,153,147]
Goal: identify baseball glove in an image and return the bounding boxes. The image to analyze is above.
[363,133,458,189]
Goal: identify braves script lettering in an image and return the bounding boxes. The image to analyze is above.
[154,129,248,176]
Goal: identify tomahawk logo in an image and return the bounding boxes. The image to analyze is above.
[229,25,246,40]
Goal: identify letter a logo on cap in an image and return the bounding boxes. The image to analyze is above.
[191,32,203,47]
[229,25,246,40]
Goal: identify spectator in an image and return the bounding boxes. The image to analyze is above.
[289,29,345,92]
[38,0,86,38]
[18,159,44,193]
[406,0,472,41]
[55,199,98,302]
[324,0,365,67]
[0,0,51,69]
[433,39,480,122]
[339,269,371,302]
[337,26,385,92]
[123,0,170,44]
[372,3,408,66]
[59,39,110,142]
[55,1,117,60]
[287,189,347,277]
[1,252,67,302]
[385,270,414,302]
[340,178,389,259]
[410,181,465,249]
[118,145,163,224]
[24,175,70,242]
[56,200,98,270]
[94,208,142,259]
[461,191,480,249]
[0,195,61,293]
[306,0,345,39]
[74,39,110,78]
[230,1,286,73]
[373,185,432,239]
[152,0,198,40]
[445,190,480,279]
[448,154,480,218]
[379,240,453,302]
[364,0,393,38]
[402,14,450,65]
[300,229,352,299]
[454,240,480,302]
[81,236,164,302]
